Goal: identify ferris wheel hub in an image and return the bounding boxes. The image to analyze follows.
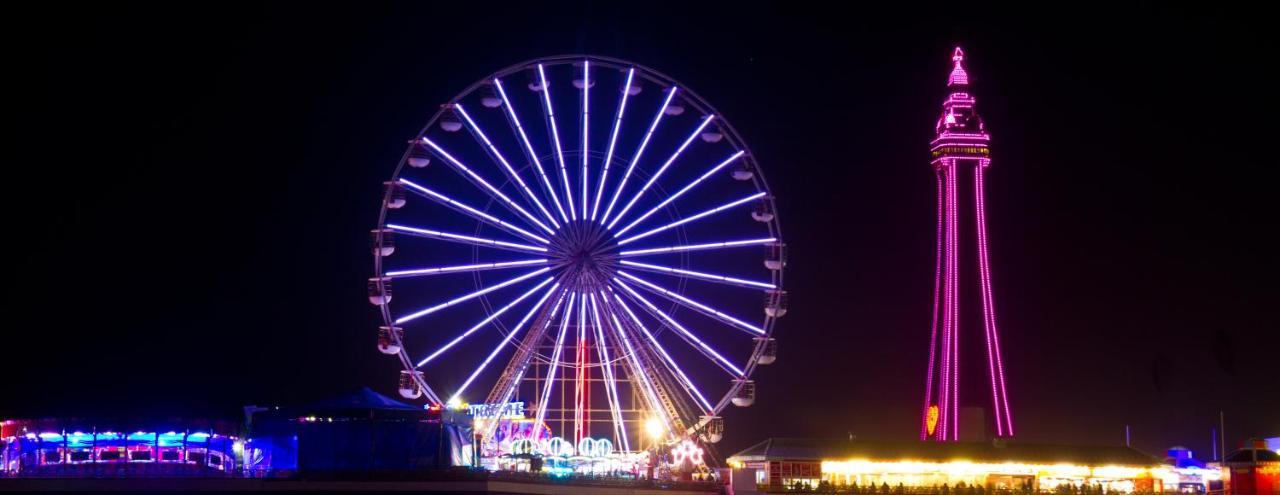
[548,220,619,290]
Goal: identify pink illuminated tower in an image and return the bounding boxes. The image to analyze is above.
[920,47,1013,442]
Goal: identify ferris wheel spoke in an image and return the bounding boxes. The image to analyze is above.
[394,267,552,325]
[580,60,591,218]
[601,294,676,429]
[616,270,765,336]
[536,64,576,220]
[590,67,635,221]
[387,259,548,279]
[493,78,570,224]
[446,282,561,401]
[416,278,556,367]
[606,115,716,231]
[618,237,778,257]
[612,278,747,377]
[386,224,547,254]
[453,104,561,228]
[614,150,746,237]
[420,137,556,236]
[616,191,767,246]
[534,292,577,431]
[600,87,679,225]
[397,179,548,245]
[588,293,630,451]
[608,289,715,413]
[618,259,775,290]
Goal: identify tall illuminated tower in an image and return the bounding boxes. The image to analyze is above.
[921,47,1013,441]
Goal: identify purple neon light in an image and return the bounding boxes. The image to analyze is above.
[591,68,635,221]
[386,223,547,253]
[490,289,569,417]
[534,292,576,430]
[616,270,764,335]
[976,165,1003,436]
[387,259,548,279]
[615,150,746,236]
[453,104,560,228]
[397,179,548,244]
[612,278,746,376]
[395,267,552,324]
[609,290,714,413]
[448,282,561,400]
[493,77,570,223]
[580,60,591,217]
[600,87,679,225]
[603,298,673,426]
[619,260,774,290]
[616,192,767,246]
[588,293,630,451]
[619,237,777,257]
[976,163,1013,435]
[416,278,555,367]
[536,64,576,220]
[420,137,555,236]
[607,115,716,230]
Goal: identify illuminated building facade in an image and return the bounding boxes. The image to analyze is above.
[922,47,1014,441]
[0,419,240,477]
[728,438,1173,493]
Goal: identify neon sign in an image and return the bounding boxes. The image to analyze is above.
[671,439,704,468]
[468,401,525,419]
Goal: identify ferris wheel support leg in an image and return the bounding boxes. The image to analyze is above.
[600,87,679,226]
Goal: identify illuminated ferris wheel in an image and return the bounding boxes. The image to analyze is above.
[369,55,785,451]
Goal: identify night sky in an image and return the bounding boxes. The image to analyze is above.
[9,2,1277,461]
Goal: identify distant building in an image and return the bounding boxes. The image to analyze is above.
[728,438,1171,493]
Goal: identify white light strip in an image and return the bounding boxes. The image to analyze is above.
[591,67,635,221]
[590,293,630,451]
[580,59,590,217]
[453,104,560,228]
[398,179,548,244]
[610,290,715,413]
[537,64,576,220]
[493,77,570,223]
[615,150,746,236]
[617,192,766,246]
[617,270,765,335]
[388,259,548,279]
[447,282,561,399]
[603,297,674,427]
[535,292,577,429]
[619,237,777,257]
[607,115,716,230]
[613,278,745,376]
[387,224,547,253]
[420,137,555,236]
[600,87,679,225]
[619,260,774,289]
[395,267,552,324]
[418,278,555,367]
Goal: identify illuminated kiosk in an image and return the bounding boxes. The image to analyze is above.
[920,47,1014,442]
[728,438,1171,493]
[0,419,239,478]
[369,54,785,477]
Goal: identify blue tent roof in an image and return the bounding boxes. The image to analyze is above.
[302,387,421,412]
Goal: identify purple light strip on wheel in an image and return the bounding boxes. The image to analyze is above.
[447,282,561,401]
[591,68,635,221]
[619,237,777,257]
[415,278,556,367]
[600,87,679,225]
[609,290,714,413]
[607,115,716,230]
[493,77,570,223]
[420,137,555,235]
[614,150,746,236]
[395,267,552,324]
[602,297,673,430]
[616,192,766,246]
[589,293,630,451]
[537,64,576,220]
[616,270,765,335]
[453,104,560,228]
[387,259,548,279]
[612,279,746,377]
[580,60,590,218]
[398,179,548,244]
[618,260,774,289]
[386,224,547,253]
[535,292,577,431]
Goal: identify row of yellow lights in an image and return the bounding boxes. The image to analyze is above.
[819,460,1166,480]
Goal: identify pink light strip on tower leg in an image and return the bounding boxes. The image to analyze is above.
[921,171,944,441]
[537,64,576,220]
[601,87,679,225]
[948,163,960,442]
[447,283,561,399]
[591,68,635,221]
[976,162,1014,435]
[975,163,1004,436]
[493,77,570,223]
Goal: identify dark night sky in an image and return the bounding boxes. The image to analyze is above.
[8,2,1277,460]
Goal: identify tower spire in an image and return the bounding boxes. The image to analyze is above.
[948,46,969,87]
